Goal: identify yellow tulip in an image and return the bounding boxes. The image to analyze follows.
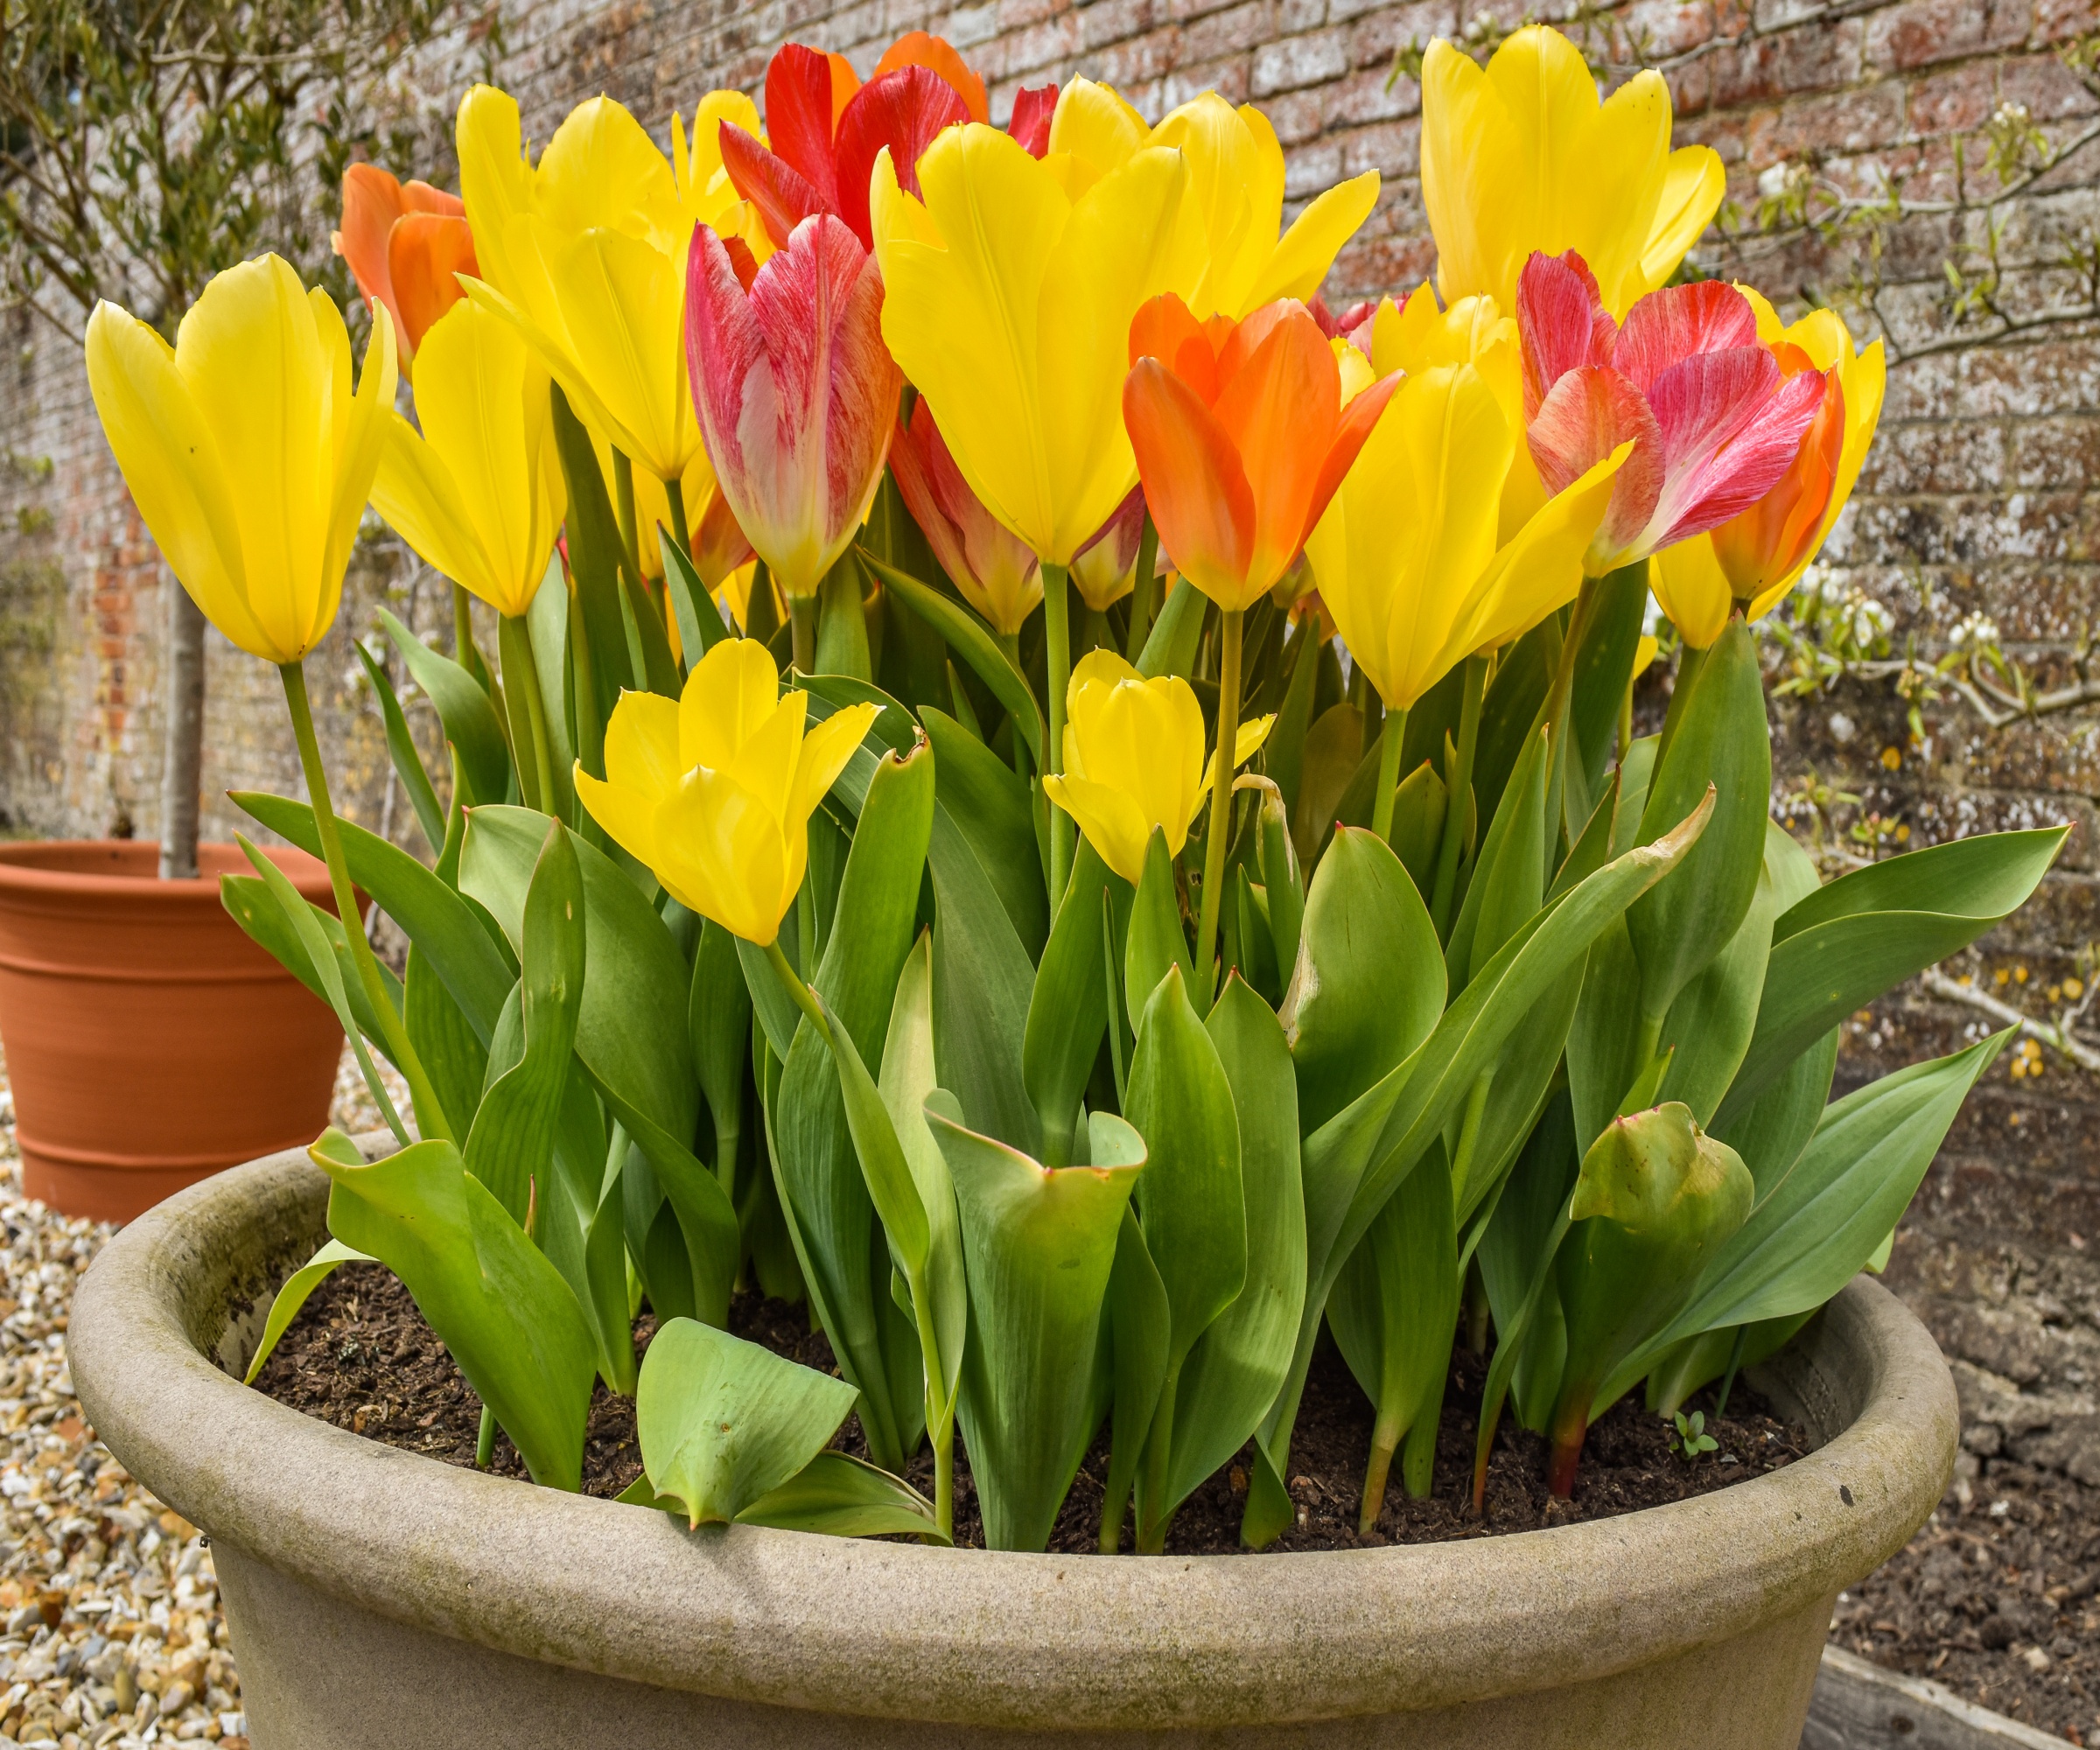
[1049,81,1379,320]
[1366,282,1544,538]
[1651,289,1886,646]
[870,121,1188,566]
[369,300,566,620]
[1420,25,1723,320]
[671,88,774,259]
[1305,363,1623,710]
[575,639,877,945]
[1042,650,1271,886]
[83,255,397,665]
[590,427,720,581]
[456,85,706,486]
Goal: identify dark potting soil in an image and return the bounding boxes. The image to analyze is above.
[1833,1459,2100,1745]
[249,1262,1809,1552]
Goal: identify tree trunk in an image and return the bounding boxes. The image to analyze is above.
[158,581,205,879]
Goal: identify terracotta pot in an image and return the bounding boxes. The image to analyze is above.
[0,840,347,1221]
[68,1137,1961,1750]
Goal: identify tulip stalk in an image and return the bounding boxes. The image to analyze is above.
[1194,606,1245,991]
[1042,562,1075,904]
[1429,654,1488,933]
[612,450,646,594]
[1368,699,1408,844]
[499,613,558,816]
[279,660,453,1145]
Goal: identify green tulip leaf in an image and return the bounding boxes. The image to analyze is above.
[242,1239,373,1387]
[1284,823,1443,1138]
[930,1096,1144,1550]
[736,1449,947,1541]
[1447,722,1550,988]
[313,1127,597,1490]
[1717,826,2067,1122]
[1025,838,1117,1166]
[690,919,752,1188]
[377,606,514,811]
[1134,572,1208,682]
[921,706,1047,956]
[1124,828,1196,1035]
[660,527,733,667]
[635,1316,859,1528]
[352,640,445,857]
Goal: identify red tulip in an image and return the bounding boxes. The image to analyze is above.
[1517,250,1826,575]
[685,214,903,600]
[1123,294,1398,612]
[332,164,477,372]
[721,36,1046,251]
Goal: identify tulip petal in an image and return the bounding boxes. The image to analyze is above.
[371,414,499,606]
[1304,369,1399,542]
[1208,303,1339,598]
[794,699,879,820]
[83,303,267,658]
[1649,534,1735,651]
[323,298,399,640]
[335,164,408,340]
[681,637,788,770]
[1043,772,1154,886]
[1712,367,1843,598]
[835,66,972,248]
[1246,170,1380,312]
[388,212,479,358]
[605,690,687,802]
[657,765,799,943]
[1527,363,1663,567]
[576,763,664,874]
[1124,358,1256,609]
[1639,146,1726,298]
[720,127,830,251]
[400,178,466,219]
[766,45,845,214]
[1643,349,1819,550]
[873,32,990,123]
[535,94,685,252]
[1517,250,1617,418]
[457,84,536,302]
[1008,84,1058,158]
[1611,279,1760,393]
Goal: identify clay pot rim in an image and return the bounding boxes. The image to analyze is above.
[0,839,332,905]
[68,1138,1958,1732]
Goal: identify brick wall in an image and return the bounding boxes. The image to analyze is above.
[2,0,2097,1472]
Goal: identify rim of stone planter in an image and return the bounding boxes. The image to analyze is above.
[68,1137,1958,1734]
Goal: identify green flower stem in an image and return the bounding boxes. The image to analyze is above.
[1124,514,1159,662]
[663,472,691,559]
[1043,560,1074,906]
[933,1430,954,1545]
[500,613,558,820]
[1653,638,1710,773]
[1369,696,1407,843]
[1136,1367,1180,1555]
[765,937,830,1045]
[279,659,453,1144]
[612,449,644,591]
[1429,654,1488,934]
[452,583,475,667]
[476,1404,496,1469]
[788,594,819,676]
[1712,1324,1750,1420]
[1194,606,1244,990]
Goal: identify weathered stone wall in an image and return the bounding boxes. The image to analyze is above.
[1,0,2097,1468]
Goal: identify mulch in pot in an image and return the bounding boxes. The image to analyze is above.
[249,1263,1807,1552]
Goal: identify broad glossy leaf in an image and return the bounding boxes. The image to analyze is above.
[736,1449,946,1540]
[404,947,487,1148]
[635,1315,858,1527]
[1290,702,1362,870]
[1264,619,1322,813]
[1718,827,2067,1120]
[774,746,934,1472]
[1666,1030,2008,1341]
[1447,724,1549,988]
[220,872,399,1056]
[1127,965,1245,1369]
[1166,977,1305,1510]
[1388,760,1446,899]
[1135,573,1208,682]
[234,792,514,1043]
[242,1239,371,1386]
[1102,1208,1169,1551]
[315,1129,596,1489]
[463,819,585,1224]
[661,529,732,668]
[1284,824,1443,1137]
[549,383,638,713]
[1025,840,1116,1166]
[1564,560,1648,830]
[378,606,512,810]
[860,550,1043,770]
[1471,616,1557,830]
[1715,1026,1838,1204]
[1124,829,1195,1035]
[690,920,752,1186]
[931,1098,1144,1551]
[922,707,1046,956]
[524,556,579,822]
[1627,620,1771,1020]
[354,640,444,856]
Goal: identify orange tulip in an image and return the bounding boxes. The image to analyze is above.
[333,164,478,371]
[1123,294,1396,614]
[1708,343,1844,601]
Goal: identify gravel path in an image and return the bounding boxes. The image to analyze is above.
[0,1043,398,1750]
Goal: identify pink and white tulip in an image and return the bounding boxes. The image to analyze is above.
[1517,250,1826,576]
[684,213,904,599]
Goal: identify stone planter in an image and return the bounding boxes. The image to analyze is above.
[0,841,347,1221]
[68,1138,1960,1750]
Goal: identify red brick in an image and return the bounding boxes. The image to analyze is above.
[1251,24,1349,92]
[1908,60,2000,131]
[1865,0,1991,73]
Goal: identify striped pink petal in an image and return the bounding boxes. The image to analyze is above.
[685,214,904,597]
[1611,280,1760,393]
[1646,362,1826,551]
[720,126,830,251]
[1518,250,1617,420]
[1529,365,1664,563]
[1008,83,1058,158]
[763,45,844,212]
[834,66,971,248]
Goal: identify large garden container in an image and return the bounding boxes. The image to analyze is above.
[0,841,346,1220]
[67,1136,1960,1750]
